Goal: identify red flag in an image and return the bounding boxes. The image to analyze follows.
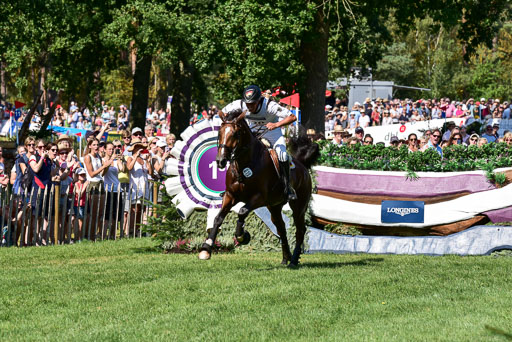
[14,101,26,109]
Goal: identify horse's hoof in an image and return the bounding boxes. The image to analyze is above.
[281,259,289,265]
[198,250,211,260]
[236,231,251,245]
[287,262,299,269]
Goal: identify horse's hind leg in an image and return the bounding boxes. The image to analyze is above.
[235,204,252,245]
[290,205,307,267]
[268,205,291,265]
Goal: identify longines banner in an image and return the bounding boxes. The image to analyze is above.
[381,200,425,223]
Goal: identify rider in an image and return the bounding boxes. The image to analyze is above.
[221,85,298,201]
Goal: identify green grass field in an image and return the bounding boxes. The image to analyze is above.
[1,238,511,341]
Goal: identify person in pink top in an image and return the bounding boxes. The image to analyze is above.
[454,103,465,117]
[445,101,456,118]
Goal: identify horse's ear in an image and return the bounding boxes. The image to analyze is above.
[218,110,226,122]
[235,110,247,124]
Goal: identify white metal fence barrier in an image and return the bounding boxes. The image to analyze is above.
[0,181,160,247]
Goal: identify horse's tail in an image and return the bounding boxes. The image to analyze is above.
[288,134,320,169]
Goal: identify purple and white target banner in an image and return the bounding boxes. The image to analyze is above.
[164,118,228,221]
[310,165,512,227]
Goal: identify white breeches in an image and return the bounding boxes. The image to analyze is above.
[259,128,288,162]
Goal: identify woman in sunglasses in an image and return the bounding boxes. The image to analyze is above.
[468,133,479,146]
[84,138,114,240]
[407,133,419,153]
[36,139,46,156]
[447,132,464,146]
[503,132,512,146]
[28,142,61,245]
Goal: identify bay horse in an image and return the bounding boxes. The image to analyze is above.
[198,110,319,267]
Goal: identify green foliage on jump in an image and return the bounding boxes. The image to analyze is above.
[143,190,298,253]
[318,141,512,177]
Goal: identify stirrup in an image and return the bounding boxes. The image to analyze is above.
[287,187,297,201]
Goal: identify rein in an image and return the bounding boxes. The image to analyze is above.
[217,126,247,162]
[218,122,267,163]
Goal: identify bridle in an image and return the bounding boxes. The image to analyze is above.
[218,122,246,162]
[217,111,268,163]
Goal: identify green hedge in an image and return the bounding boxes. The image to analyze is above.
[317,141,512,173]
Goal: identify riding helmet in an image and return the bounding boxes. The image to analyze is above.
[242,85,262,104]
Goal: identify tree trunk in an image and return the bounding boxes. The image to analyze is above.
[170,59,194,135]
[130,54,152,130]
[39,65,47,109]
[0,61,6,101]
[40,90,63,135]
[153,62,160,110]
[31,68,37,101]
[19,91,44,144]
[130,41,137,76]
[300,5,329,133]
[193,71,208,111]
[157,67,171,112]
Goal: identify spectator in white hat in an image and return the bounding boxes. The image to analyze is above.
[131,127,143,138]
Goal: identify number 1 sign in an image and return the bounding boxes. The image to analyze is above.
[196,145,227,194]
[164,117,228,216]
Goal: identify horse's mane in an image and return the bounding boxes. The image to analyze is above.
[224,108,244,122]
[288,134,320,169]
[223,109,254,136]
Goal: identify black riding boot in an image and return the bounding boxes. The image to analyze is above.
[280,161,297,201]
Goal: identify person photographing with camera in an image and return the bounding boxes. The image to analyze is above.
[102,142,126,238]
[83,138,114,240]
[28,143,62,245]
[126,138,152,235]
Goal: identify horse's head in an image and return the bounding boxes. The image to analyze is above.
[217,110,247,169]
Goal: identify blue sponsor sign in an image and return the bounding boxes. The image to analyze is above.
[14,109,22,120]
[381,200,425,223]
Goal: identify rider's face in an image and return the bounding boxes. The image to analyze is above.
[245,100,260,113]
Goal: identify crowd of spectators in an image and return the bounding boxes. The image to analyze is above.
[310,121,511,158]
[323,97,512,132]
[0,100,173,136]
[310,96,512,154]
[1,123,178,246]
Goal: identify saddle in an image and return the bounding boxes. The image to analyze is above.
[259,137,280,176]
[269,149,281,176]
[261,137,294,176]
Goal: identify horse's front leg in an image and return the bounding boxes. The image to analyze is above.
[234,203,253,245]
[198,193,235,260]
